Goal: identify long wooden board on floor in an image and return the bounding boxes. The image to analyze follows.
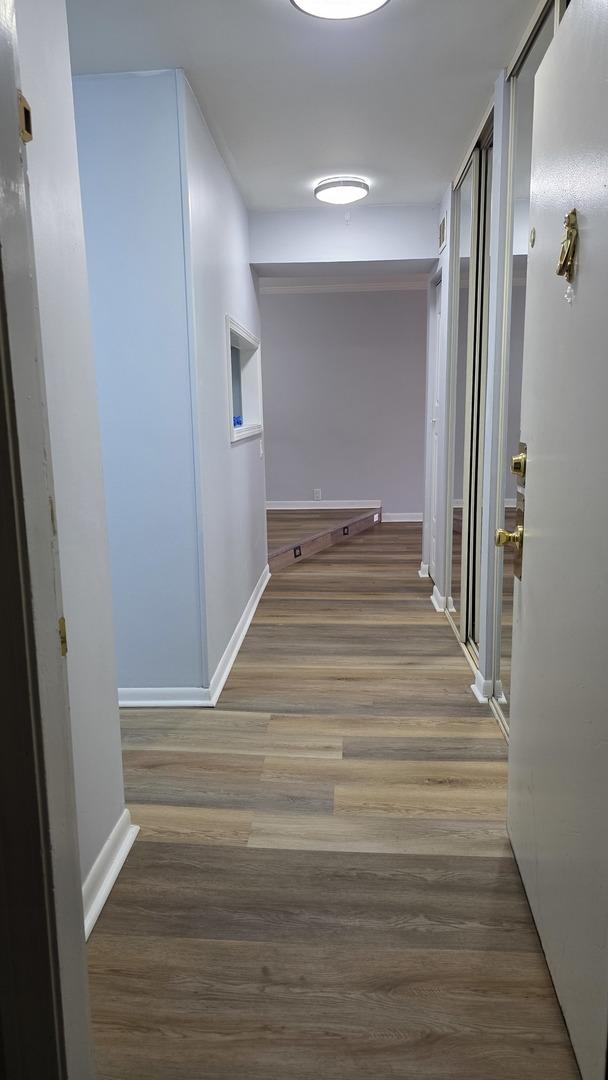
[268,507,380,573]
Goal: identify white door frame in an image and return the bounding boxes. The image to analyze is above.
[470,71,514,704]
[443,150,481,636]
[420,272,442,581]
[0,3,94,1074]
[431,0,566,716]
[423,189,456,614]
[476,3,560,720]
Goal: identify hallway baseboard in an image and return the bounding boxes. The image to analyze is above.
[204,564,271,706]
[119,565,271,710]
[431,585,447,612]
[267,499,382,511]
[471,669,492,704]
[382,513,423,522]
[119,686,210,708]
[83,808,139,940]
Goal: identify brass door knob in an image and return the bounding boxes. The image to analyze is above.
[511,452,527,478]
[496,525,524,551]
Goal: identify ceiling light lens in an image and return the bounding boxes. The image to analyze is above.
[314,177,370,204]
[291,0,390,19]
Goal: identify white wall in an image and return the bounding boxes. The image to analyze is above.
[179,74,268,679]
[260,287,427,515]
[74,69,268,697]
[250,204,438,265]
[14,0,127,886]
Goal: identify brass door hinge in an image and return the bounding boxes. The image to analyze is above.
[18,91,32,143]
[58,617,68,658]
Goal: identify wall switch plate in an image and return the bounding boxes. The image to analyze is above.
[294,546,302,559]
[313,489,322,501]
[342,526,350,536]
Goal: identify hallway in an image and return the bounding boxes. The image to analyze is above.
[88,524,578,1078]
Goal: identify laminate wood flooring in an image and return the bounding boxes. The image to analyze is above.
[89,524,579,1080]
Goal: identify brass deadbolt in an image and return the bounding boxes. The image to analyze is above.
[495,525,524,551]
[510,452,527,478]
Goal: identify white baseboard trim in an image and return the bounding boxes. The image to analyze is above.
[493,679,508,706]
[382,512,423,522]
[451,498,518,511]
[431,585,447,612]
[418,562,430,578]
[119,686,209,708]
[119,564,271,710]
[452,498,516,510]
[204,564,271,706]
[489,695,510,742]
[471,669,493,704]
[266,500,382,511]
[83,808,139,940]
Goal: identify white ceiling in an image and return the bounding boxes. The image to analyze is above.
[66,0,537,211]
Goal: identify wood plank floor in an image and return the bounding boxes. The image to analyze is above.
[89,524,579,1080]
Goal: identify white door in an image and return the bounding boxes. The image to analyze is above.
[429,281,442,579]
[508,2,608,1078]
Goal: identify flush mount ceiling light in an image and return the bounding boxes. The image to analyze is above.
[314,177,370,204]
[291,0,390,19]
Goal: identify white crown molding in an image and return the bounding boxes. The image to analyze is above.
[82,809,139,939]
[119,565,271,710]
[259,275,429,296]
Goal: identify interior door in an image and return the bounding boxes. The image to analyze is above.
[508,3,608,1077]
[429,281,442,580]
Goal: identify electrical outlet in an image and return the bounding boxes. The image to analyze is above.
[313,489,322,501]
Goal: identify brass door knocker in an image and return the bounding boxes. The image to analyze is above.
[556,209,578,283]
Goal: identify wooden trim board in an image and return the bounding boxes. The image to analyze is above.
[268,509,381,574]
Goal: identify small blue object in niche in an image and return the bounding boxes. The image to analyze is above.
[233,415,243,428]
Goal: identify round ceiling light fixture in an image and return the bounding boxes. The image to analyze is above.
[291,0,390,19]
[314,176,370,205]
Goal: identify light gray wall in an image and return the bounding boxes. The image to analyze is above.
[260,288,427,515]
[250,205,438,265]
[74,71,204,690]
[179,75,268,679]
[15,0,126,883]
[74,69,268,693]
